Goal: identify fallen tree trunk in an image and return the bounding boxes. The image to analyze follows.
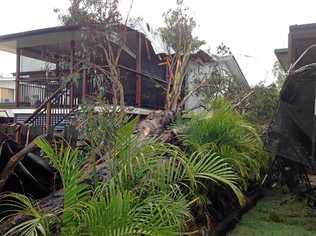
[137,110,176,142]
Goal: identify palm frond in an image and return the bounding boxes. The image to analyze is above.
[151,145,244,205]
[34,137,90,234]
[175,98,269,188]
[0,192,58,236]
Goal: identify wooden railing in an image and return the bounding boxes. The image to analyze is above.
[18,76,64,107]
[19,82,47,106]
[13,66,167,144]
[16,79,78,141]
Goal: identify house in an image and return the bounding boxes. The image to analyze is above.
[273,22,316,168]
[275,23,316,71]
[185,50,249,112]
[0,76,15,103]
[0,25,167,108]
[0,24,249,139]
[0,25,169,134]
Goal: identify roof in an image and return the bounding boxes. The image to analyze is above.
[191,50,216,63]
[274,48,289,71]
[0,76,15,90]
[217,54,249,89]
[290,22,316,31]
[275,22,316,71]
[0,25,81,42]
[0,25,139,58]
[0,25,83,54]
[0,75,14,80]
[188,50,249,88]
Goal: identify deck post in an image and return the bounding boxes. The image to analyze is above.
[135,32,142,107]
[15,48,21,107]
[82,69,88,98]
[46,100,52,137]
[70,40,75,108]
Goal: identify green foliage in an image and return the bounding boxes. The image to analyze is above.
[55,0,121,26]
[272,60,286,91]
[79,104,127,160]
[34,137,90,235]
[83,190,190,235]
[245,83,279,127]
[216,42,232,56]
[1,107,251,235]
[159,0,205,54]
[176,98,269,187]
[102,113,244,203]
[159,0,206,112]
[0,118,174,235]
[0,192,58,236]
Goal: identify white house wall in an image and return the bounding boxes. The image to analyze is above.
[185,61,217,112]
[0,79,15,90]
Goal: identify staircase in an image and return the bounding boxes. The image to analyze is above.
[16,79,79,142]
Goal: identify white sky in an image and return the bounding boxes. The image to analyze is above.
[1,0,316,85]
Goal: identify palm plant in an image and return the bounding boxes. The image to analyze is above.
[175,98,269,187]
[34,137,91,235]
[0,192,58,236]
[0,108,246,235]
[82,189,191,236]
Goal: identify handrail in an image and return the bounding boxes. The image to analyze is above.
[14,71,81,143]
[23,79,73,125]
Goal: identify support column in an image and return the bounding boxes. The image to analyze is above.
[70,40,75,108]
[46,100,52,137]
[15,48,21,107]
[82,69,88,98]
[135,33,142,107]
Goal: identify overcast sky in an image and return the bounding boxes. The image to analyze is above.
[1,0,316,85]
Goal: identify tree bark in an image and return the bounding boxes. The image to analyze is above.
[137,110,175,141]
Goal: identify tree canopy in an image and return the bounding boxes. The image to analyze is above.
[159,0,205,54]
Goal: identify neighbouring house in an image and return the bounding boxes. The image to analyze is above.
[0,76,15,103]
[275,23,316,71]
[185,50,249,112]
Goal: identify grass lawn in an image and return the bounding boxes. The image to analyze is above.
[229,190,316,236]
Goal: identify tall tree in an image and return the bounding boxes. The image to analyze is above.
[55,0,133,107]
[159,0,205,112]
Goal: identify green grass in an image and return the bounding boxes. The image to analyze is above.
[229,190,316,236]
